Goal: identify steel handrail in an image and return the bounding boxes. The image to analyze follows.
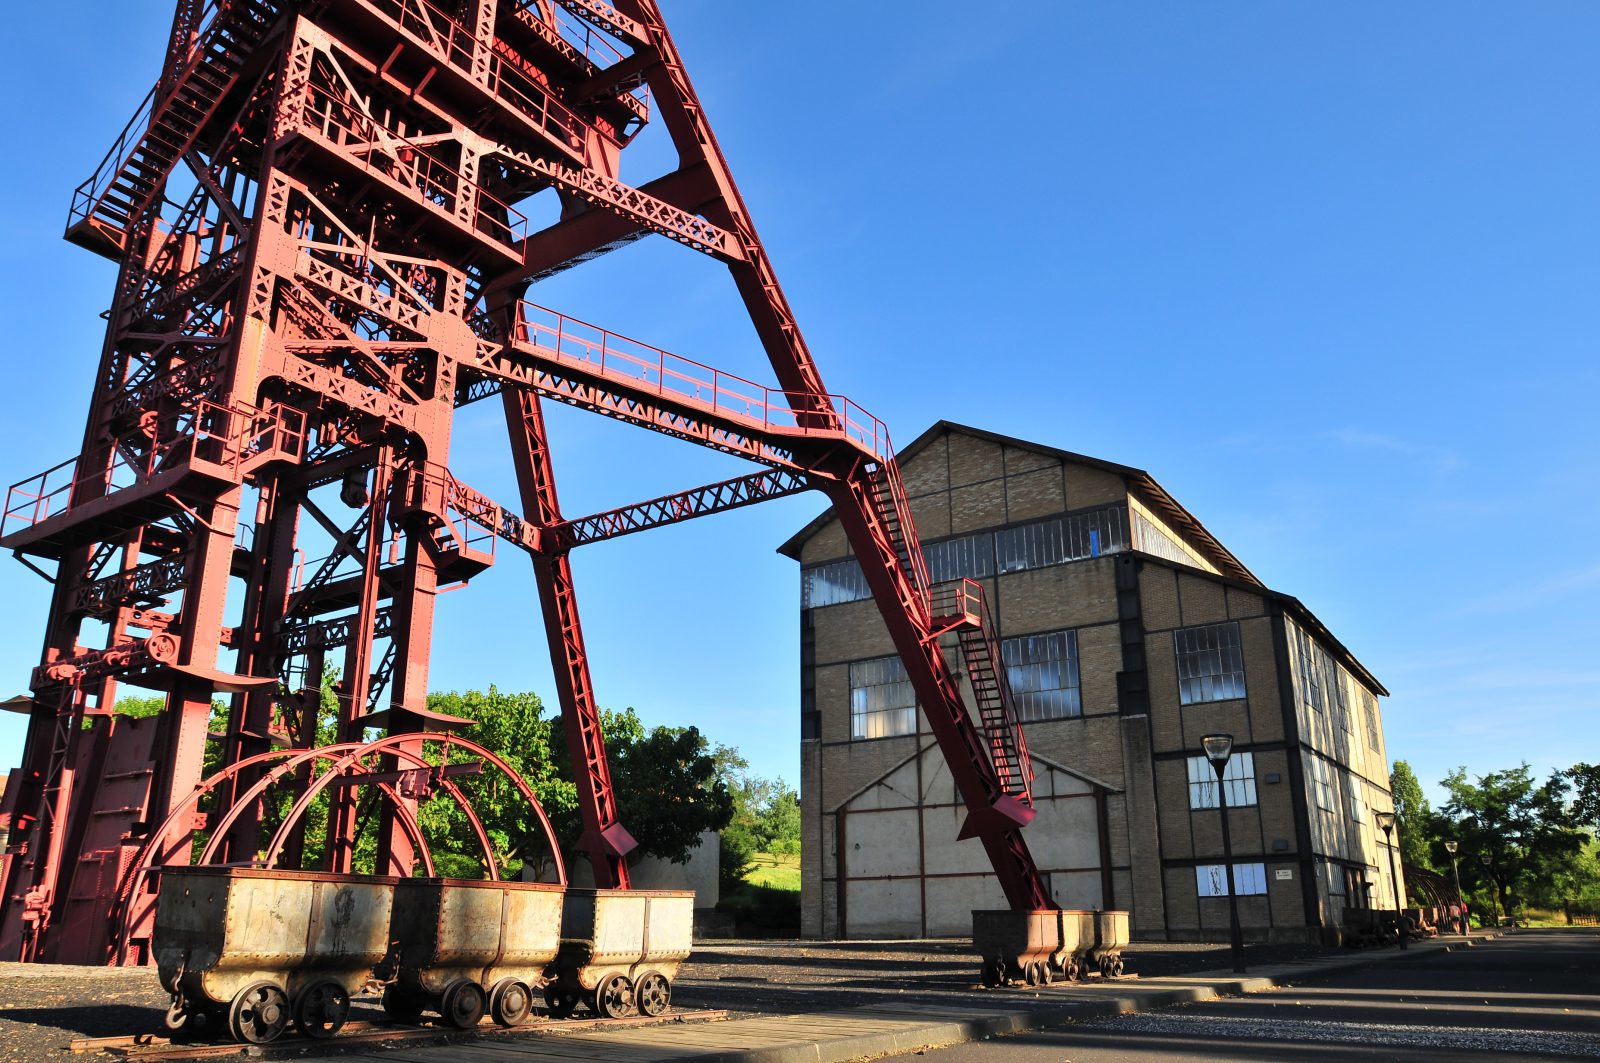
[514,302,893,462]
[300,96,530,247]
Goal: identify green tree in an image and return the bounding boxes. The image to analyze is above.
[1438,763,1583,923]
[420,687,576,879]
[1389,760,1435,871]
[420,692,735,878]
[1567,763,1600,830]
[113,694,167,718]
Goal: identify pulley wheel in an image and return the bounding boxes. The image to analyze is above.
[592,973,633,1019]
[543,983,581,1019]
[489,978,533,1027]
[442,979,487,1029]
[293,980,351,1038]
[228,982,289,1044]
[634,972,670,1017]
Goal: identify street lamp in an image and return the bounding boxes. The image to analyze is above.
[1201,733,1246,973]
[1444,840,1466,938]
[1375,810,1406,949]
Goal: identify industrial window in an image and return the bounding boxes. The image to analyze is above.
[1328,655,1352,732]
[1362,690,1381,750]
[1293,624,1323,712]
[1349,788,1367,824]
[994,506,1128,574]
[1132,509,1210,571]
[1310,756,1336,812]
[849,656,917,740]
[1001,630,1081,721]
[801,558,870,609]
[1175,622,1246,705]
[1196,862,1268,897]
[1186,752,1257,809]
[924,531,994,583]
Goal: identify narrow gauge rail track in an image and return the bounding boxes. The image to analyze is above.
[70,1008,731,1059]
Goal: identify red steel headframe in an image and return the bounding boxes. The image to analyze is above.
[0,0,1051,964]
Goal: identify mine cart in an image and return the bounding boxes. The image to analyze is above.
[381,877,565,1029]
[972,909,1061,987]
[545,888,695,1019]
[1090,910,1129,977]
[1052,909,1097,980]
[153,866,396,1043]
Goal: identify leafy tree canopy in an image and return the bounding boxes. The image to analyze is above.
[1389,760,1434,871]
[1437,762,1583,921]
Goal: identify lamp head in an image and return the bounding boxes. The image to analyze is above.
[1444,840,1458,855]
[1375,810,1396,835]
[1200,733,1234,766]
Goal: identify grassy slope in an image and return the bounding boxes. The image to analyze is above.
[745,852,800,891]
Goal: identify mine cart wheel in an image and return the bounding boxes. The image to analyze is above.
[294,981,351,1038]
[441,980,487,1029]
[1077,959,1093,982]
[1038,961,1054,986]
[980,957,1006,988]
[593,973,634,1019]
[489,979,533,1026]
[381,986,426,1025]
[1023,961,1041,986]
[1061,961,1078,982]
[543,984,581,1019]
[1110,955,1125,978]
[635,972,671,1017]
[228,982,290,1045]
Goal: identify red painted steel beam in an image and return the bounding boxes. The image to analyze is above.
[556,468,811,549]
[503,386,636,887]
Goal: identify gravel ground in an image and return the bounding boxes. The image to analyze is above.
[0,938,1343,1062]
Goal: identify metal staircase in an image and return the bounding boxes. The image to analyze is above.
[65,0,280,258]
[931,580,1035,802]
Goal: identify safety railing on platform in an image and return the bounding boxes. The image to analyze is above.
[513,302,892,461]
[66,86,158,234]
[1,401,306,540]
[299,95,529,249]
[363,0,585,151]
[505,0,650,128]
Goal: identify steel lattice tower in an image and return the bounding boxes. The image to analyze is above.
[0,0,1053,965]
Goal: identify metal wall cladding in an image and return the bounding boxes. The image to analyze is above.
[562,889,694,968]
[154,867,396,1003]
[397,878,564,970]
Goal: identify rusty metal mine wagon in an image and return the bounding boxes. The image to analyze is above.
[1091,910,1130,978]
[154,866,396,1043]
[974,908,1124,986]
[974,908,1060,987]
[381,877,565,1029]
[546,888,694,1019]
[1053,909,1097,980]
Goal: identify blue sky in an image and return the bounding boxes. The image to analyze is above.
[1,3,1595,805]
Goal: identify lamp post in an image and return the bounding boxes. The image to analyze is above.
[1375,811,1406,949]
[1444,840,1466,938]
[1201,733,1246,973]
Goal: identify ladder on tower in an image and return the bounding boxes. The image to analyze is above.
[65,0,281,258]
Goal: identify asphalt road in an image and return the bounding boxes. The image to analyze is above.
[908,928,1600,1062]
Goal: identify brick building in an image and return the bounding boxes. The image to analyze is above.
[780,422,1401,943]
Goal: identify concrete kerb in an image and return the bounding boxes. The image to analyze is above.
[656,931,1506,1063]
